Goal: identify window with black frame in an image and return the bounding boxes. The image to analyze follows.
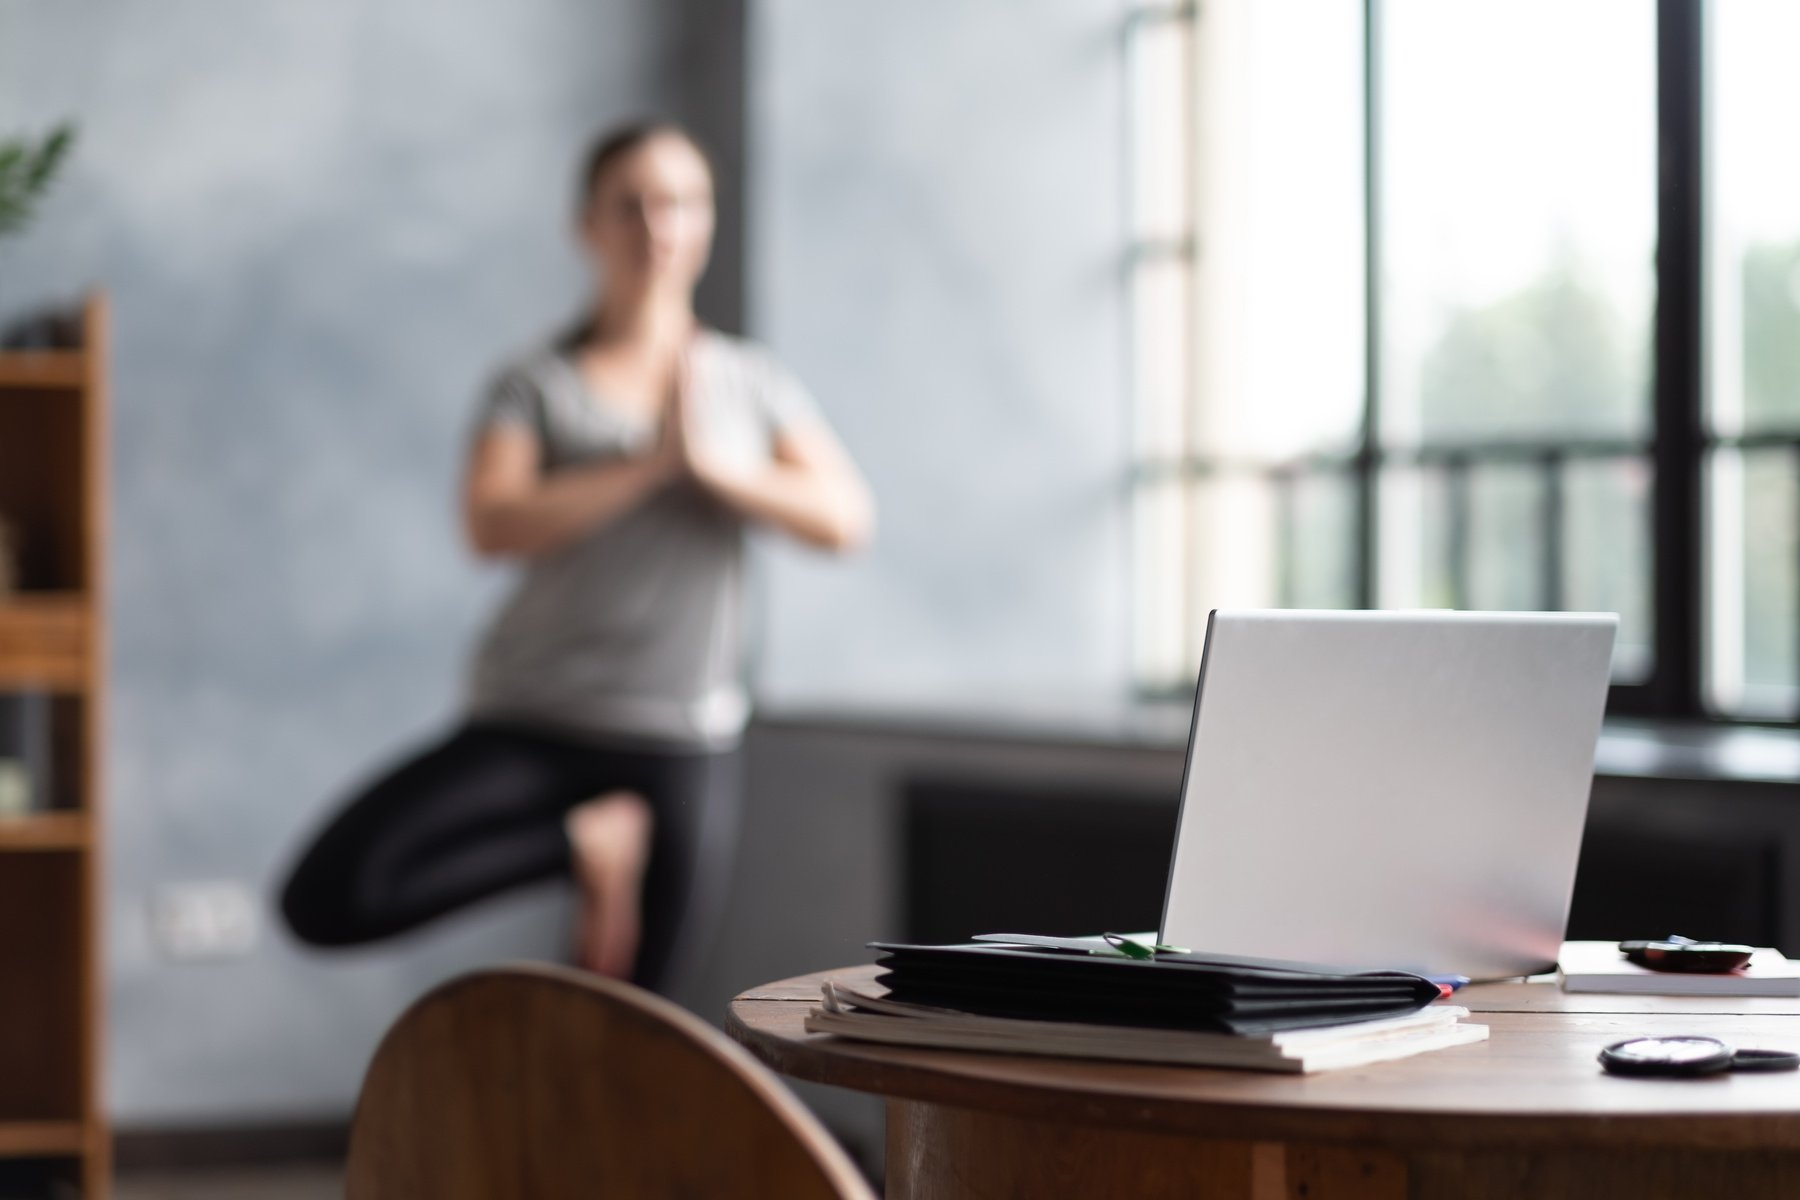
[1707,1,1800,718]
[1130,0,1800,723]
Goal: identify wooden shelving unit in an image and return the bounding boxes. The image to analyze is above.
[0,294,109,1198]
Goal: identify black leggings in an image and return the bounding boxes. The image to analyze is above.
[278,721,740,993]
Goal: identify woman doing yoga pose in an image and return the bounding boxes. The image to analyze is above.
[279,122,873,989]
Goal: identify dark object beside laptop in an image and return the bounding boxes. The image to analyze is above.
[1619,935,1754,973]
[870,939,1444,1037]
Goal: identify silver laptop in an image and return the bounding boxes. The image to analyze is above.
[1158,609,1617,981]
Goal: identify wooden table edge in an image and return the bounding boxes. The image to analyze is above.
[728,975,1800,1154]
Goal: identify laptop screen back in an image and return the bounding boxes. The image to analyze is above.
[1159,609,1616,981]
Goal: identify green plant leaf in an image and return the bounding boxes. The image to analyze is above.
[24,125,74,191]
[0,121,78,240]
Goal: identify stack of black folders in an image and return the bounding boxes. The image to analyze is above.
[803,934,1488,1074]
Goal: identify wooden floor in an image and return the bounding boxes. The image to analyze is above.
[115,1166,343,1199]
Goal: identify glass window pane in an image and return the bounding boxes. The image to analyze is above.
[1184,469,1358,621]
[1707,449,1799,717]
[1564,458,1652,681]
[1133,475,1191,692]
[1378,466,1454,608]
[1707,2,1800,714]
[1192,0,1363,460]
[1189,473,1278,630]
[1128,12,1192,247]
[1132,257,1193,458]
[1707,2,1800,719]
[1385,456,1650,679]
[1466,464,1544,611]
[1277,470,1357,609]
[1380,1,1654,445]
[1711,0,1800,435]
[1741,450,1796,712]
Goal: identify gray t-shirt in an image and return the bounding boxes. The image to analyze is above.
[465,328,821,749]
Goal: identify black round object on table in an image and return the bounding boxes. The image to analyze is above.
[1599,1036,1734,1077]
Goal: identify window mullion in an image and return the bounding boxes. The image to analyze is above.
[1652,0,1708,717]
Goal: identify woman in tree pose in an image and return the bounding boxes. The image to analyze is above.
[280,121,873,989]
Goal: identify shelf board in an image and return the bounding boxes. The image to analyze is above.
[0,595,90,690]
[0,593,89,615]
[0,1119,84,1157]
[0,352,85,389]
[0,812,89,852]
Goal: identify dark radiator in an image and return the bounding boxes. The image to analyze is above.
[902,776,1178,943]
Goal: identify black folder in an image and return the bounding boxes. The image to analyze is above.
[870,939,1444,1036]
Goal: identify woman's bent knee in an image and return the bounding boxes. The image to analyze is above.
[279,853,386,948]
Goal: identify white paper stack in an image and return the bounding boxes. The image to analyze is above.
[804,980,1489,1074]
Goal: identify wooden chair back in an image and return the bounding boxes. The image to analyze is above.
[346,964,875,1199]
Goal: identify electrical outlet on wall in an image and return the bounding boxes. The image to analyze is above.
[150,882,259,960]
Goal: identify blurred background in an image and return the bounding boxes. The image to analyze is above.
[4,0,1800,1194]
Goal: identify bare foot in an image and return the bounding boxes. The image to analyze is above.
[566,791,653,979]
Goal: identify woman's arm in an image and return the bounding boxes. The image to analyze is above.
[680,391,875,553]
[463,423,677,560]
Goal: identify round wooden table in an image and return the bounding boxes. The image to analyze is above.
[727,965,1800,1199]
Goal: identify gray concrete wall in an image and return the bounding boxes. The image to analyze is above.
[0,0,743,1124]
[745,0,1135,705]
